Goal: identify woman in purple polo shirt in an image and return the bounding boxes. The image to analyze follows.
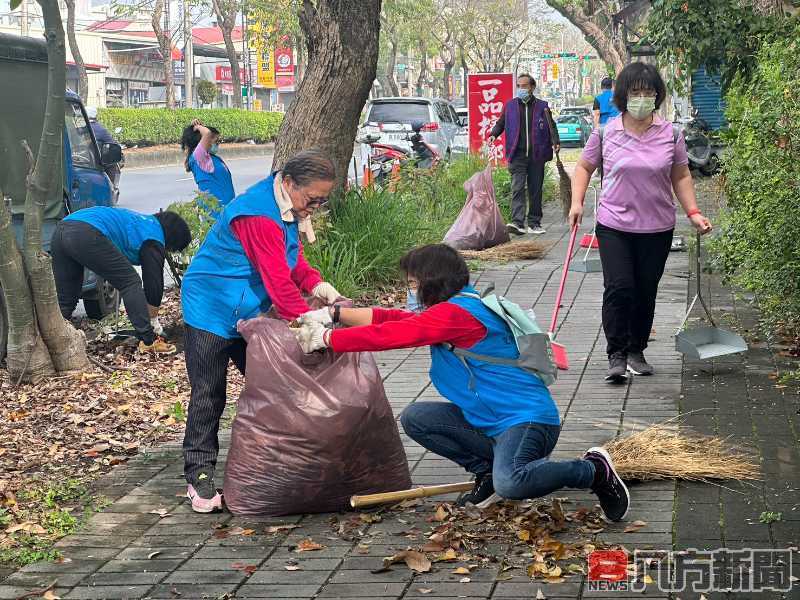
[569,62,712,383]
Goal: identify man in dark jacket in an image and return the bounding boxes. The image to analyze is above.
[489,73,559,235]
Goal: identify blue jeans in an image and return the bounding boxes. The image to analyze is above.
[400,402,595,500]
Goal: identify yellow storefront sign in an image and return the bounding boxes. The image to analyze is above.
[257,49,276,88]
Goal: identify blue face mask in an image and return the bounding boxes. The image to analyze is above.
[209,143,219,155]
[406,289,421,313]
[516,89,531,102]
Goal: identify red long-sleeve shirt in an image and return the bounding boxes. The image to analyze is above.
[329,303,487,353]
[230,216,322,320]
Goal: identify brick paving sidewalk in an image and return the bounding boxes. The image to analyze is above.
[6,199,793,600]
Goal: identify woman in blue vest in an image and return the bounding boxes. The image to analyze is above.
[51,207,191,354]
[180,149,343,513]
[181,119,235,213]
[295,244,630,521]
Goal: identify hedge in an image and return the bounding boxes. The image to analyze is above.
[96,108,283,147]
[711,27,800,338]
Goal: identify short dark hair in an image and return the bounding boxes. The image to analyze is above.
[601,77,614,89]
[155,211,192,252]
[281,149,336,187]
[399,244,470,308]
[517,73,536,88]
[180,124,220,172]
[613,62,667,113]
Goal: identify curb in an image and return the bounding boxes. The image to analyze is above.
[123,142,275,169]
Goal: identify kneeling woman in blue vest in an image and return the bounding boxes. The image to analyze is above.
[180,149,343,513]
[52,207,192,354]
[295,244,630,521]
[181,119,236,213]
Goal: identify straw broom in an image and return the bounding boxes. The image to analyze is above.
[555,151,572,221]
[351,423,759,508]
[460,240,547,262]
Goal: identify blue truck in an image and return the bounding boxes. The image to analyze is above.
[0,32,123,361]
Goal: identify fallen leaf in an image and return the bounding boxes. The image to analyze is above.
[435,548,458,562]
[452,567,471,574]
[383,550,431,573]
[536,590,546,600]
[421,542,445,552]
[459,577,471,583]
[624,520,647,533]
[643,574,654,584]
[295,538,325,552]
[434,505,449,522]
[284,565,301,571]
[149,508,169,518]
[147,551,161,559]
[54,557,72,565]
[231,562,257,574]
[43,591,61,600]
[82,443,110,457]
[170,585,182,597]
[517,529,531,542]
[545,576,565,583]
[417,588,433,595]
[266,524,300,534]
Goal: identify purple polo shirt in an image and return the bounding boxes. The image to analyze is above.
[581,115,689,233]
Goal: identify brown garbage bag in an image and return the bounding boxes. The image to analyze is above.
[443,163,510,251]
[223,316,412,516]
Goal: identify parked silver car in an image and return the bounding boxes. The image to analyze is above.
[359,97,461,158]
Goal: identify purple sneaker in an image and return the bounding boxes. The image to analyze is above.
[187,471,223,513]
[583,447,630,522]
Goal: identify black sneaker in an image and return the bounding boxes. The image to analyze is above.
[187,470,223,513]
[627,351,654,376]
[507,223,525,236]
[584,447,630,522]
[457,473,497,508]
[605,352,629,383]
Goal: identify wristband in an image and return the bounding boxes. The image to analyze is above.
[686,208,702,218]
[333,305,341,324]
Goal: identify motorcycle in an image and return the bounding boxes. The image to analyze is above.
[357,121,441,186]
[674,108,720,176]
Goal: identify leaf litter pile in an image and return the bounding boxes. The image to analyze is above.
[329,497,624,587]
[0,290,244,565]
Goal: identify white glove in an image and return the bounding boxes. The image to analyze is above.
[292,321,329,354]
[299,307,332,326]
[150,317,164,336]
[312,282,341,305]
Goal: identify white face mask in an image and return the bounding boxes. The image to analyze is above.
[627,96,655,121]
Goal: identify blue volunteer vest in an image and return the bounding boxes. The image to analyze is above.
[181,175,300,339]
[596,89,620,125]
[429,287,560,437]
[188,151,235,211]
[64,207,164,265]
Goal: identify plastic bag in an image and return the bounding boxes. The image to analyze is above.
[223,316,412,516]
[443,164,510,251]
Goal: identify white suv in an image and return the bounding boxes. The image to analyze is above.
[359,97,461,159]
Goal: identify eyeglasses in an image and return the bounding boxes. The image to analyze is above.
[299,189,329,209]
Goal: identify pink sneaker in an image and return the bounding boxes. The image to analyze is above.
[187,473,223,513]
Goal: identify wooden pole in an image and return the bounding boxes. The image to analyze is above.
[350,482,474,509]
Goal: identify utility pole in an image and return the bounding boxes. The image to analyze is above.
[183,0,193,107]
[241,8,249,110]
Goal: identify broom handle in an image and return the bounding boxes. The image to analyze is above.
[350,482,475,509]
[549,224,579,334]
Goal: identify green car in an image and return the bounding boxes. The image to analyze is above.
[556,115,592,147]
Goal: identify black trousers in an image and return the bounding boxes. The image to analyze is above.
[508,153,545,228]
[595,222,673,356]
[183,325,247,483]
[51,220,155,344]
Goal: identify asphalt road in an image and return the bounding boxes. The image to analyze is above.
[117,154,275,214]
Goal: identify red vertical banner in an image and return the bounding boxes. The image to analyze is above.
[468,72,513,164]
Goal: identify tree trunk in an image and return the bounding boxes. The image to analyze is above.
[386,37,399,96]
[27,0,89,374]
[64,0,88,103]
[459,45,468,104]
[272,0,382,189]
[416,40,428,96]
[545,1,628,74]
[0,195,55,382]
[213,0,242,109]
[152,0,176,108]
